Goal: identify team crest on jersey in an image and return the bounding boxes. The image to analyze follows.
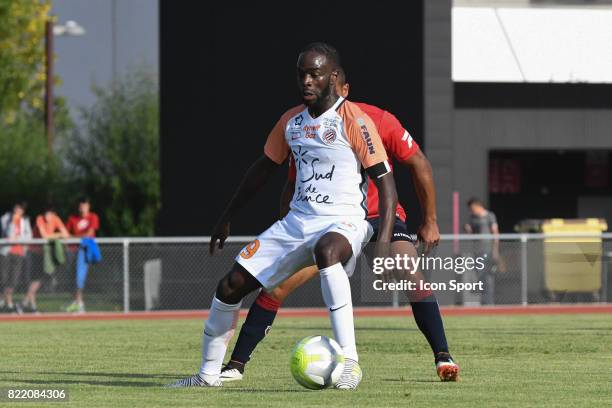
[294,114,304,127]
[322,128,336,145]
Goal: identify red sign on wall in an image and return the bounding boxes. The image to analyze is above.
[489,158,521,194]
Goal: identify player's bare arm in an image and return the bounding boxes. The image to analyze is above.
[372,172,398,244]
[403,149,440,253]
[210,154,280,255]
[491,222,500,260]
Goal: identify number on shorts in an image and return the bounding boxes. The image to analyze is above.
[240,239,260,259]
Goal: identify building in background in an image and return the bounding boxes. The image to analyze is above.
[52,0,158,121]
[426,0,612,232]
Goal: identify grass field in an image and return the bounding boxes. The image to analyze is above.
[1,314,611,407]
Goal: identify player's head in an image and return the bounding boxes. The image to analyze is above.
[297,42,342,107]
[78,196,91,215]
[12,202,26,218]
[336,67,349,98]
[467,197,486,214]
[43,203,57,219]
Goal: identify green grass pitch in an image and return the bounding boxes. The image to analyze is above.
[0,314,611,407]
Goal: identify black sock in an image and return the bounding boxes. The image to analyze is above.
[410,295,449,355]
[230,301,278,366]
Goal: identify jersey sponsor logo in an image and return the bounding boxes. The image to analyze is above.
[393,231,411,240]
[303,124,320,139]
[290,131,302,140]
[323,117,339,129]
[322,128,336,145]
[292,146,309,170]
[401,130,413,148]
[357,118,375,154]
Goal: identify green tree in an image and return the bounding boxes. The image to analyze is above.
[64,67,160,236]
[0,0,51,123]
[0,1,73,216]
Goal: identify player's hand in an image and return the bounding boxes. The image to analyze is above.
[417,220,440,255]
[210,219,230,255]
[373,241,393,283]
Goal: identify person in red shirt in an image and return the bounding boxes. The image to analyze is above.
[65,197,100,313]
[20,205,71,313]
[220,70,460,382]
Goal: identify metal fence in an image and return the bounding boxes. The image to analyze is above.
[1,233,611,313]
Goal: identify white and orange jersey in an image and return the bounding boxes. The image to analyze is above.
[264,97,391,218]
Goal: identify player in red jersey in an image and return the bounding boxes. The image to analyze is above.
[221,70,460,382]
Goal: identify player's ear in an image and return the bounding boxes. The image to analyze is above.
[342,84,350,98]
[330,69,339,83]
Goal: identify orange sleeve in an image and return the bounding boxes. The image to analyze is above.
[36,216,48,237]
[264,105,303,164]
[340,101,390,174]
[55,215,68,232]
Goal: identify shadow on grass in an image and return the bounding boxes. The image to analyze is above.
[288,326,415,332]
[42,371,182,379]
[382,378,438,383]
[2,378,162,388]
[0,371,190,388]
[220,388,319,393]
[4,377,317,391]
[0,371,182,379]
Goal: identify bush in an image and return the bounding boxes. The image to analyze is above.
[62,67,160,236]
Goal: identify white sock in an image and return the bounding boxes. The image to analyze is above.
[199,297,241,382]
[320,263,358,362]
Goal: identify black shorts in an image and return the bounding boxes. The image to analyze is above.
[367,216,413,243]
[0,254,25,289]
[29,252,47,281]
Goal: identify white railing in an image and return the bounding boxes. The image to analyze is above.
[1,233,610,311]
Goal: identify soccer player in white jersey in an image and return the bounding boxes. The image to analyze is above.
[167,42,397,390]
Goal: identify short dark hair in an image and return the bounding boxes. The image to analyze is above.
[14,201,27,212]
[78,196,90,204]
[299,42,342,69]
[43,203,56,213]
[467,197,483,207]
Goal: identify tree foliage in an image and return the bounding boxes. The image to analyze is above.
[63,67,160,236]
[0,2,160,235]
[0,0,51,123]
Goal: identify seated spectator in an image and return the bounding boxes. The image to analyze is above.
[20,205,70,313]
[0,203,33,314]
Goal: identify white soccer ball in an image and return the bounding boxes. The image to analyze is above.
[290,335,345,389]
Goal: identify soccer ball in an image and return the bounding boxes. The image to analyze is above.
[290,335,345,389]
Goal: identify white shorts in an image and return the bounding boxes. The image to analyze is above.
[235,210,373,290]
